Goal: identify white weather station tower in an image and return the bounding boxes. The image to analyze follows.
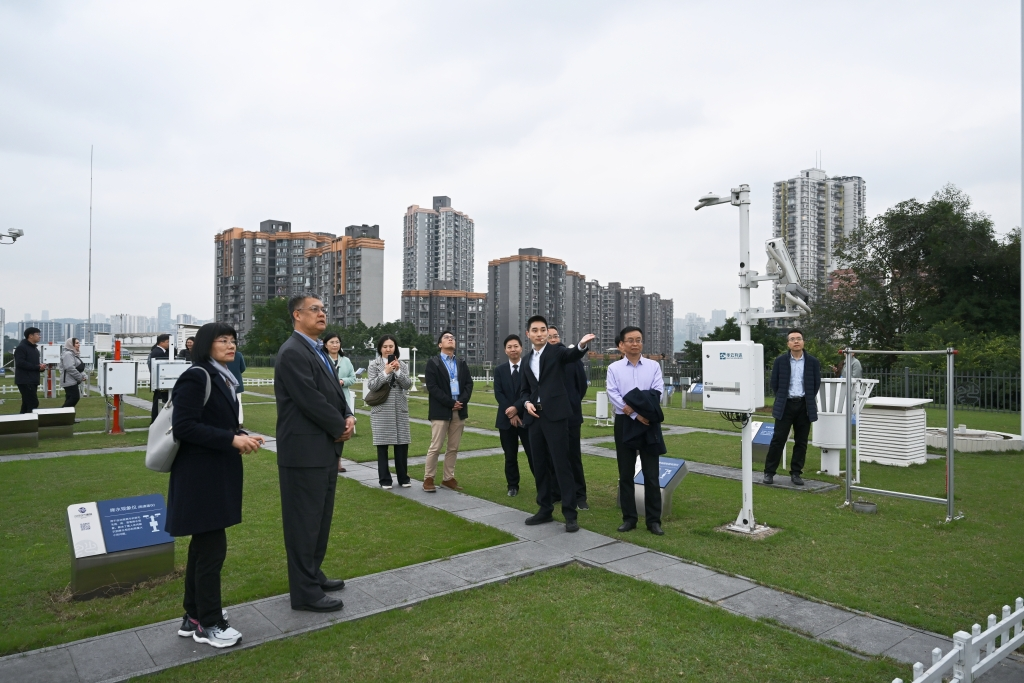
[694,185,810,535]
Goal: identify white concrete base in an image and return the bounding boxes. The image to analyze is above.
[859,454,927,467]
[925,427,1022,453]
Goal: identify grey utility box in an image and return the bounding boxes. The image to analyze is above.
[34,407,76,439]
[0,413,39,449]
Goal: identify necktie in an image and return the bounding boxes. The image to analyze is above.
[511,364,519,386]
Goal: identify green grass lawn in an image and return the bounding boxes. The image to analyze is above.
[410,449,1024,636]
[146,565,903,683]
[0,450,513,655]
[0,431,150,455]
[0,393,148,419]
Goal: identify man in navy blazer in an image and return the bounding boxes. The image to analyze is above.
[494,334,533,497]
[764,328,821,486]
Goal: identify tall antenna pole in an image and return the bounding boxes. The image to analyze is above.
[88,146,93,342]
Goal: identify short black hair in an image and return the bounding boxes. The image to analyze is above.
[191,322,237,364]
[503,334,522,347]
[547,325,559,333]
[618,326,643,343]
[23,327,40,339]
[288,294,320,324]
[376,334,400,358]
[437,330,455,346]
[321,332,345,357]
[526,315,547,330]
[185,336,195,346]
[787,328,805,340]
[156,333,170,344]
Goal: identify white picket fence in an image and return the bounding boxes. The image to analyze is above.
[893,597,1024,683]
[243,378,274,386]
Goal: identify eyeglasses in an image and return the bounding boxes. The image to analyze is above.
[441,335,456,341]
[549,333,560,339]
[214,338,237,346]
[300,306,327,314]
[622,338,643,345]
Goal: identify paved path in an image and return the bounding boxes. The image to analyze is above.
[0,446,147,463]
[3,447,1020,682]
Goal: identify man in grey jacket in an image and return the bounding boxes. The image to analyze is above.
[275,295,354,613]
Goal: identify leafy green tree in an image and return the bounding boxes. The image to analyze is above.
[812,185,1020,359]
[680,318,786,371]
[240,297,293,355]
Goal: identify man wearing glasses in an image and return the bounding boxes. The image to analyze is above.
[274,295,355,613]
[422,330,473,492]
[763,328,821,487]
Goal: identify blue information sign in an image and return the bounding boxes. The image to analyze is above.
[635,457,687,487]
[752,422,775,445]
[690,383,704,394]
[97,494,173,553]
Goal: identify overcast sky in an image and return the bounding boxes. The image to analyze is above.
[0,1,1019,326]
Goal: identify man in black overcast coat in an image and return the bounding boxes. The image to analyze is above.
[275,295,354,613]
[13,327,44,414]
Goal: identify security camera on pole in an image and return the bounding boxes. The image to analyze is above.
[695,185,810,535]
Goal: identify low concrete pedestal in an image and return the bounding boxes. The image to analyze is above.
[0,413,39,449]
[34,407,76,439]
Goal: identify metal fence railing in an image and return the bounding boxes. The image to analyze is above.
[856,367,1020,413]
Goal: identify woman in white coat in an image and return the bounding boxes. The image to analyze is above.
[367,335,413,488]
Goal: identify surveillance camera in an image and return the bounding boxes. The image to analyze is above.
[8,228,24,238]
[765,238,800,286]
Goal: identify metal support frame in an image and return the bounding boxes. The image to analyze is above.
[844,348,959,522]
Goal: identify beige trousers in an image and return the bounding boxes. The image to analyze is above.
[425,415,465,481]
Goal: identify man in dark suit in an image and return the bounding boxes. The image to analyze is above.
[422,330,473,492]
[764,328,821,487]
[13,327,44,414]
[519,315,595,533]
[275,295,354,612]
[547,325,589,510]
[494,334,533,497]
[148,334,171,423]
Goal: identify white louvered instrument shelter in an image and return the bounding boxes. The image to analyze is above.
[858,397,932,467]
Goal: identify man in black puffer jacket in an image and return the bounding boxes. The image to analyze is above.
[14,327,44,414]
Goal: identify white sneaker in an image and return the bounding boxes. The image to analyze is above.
[193,620,241,648]
[381,484,393,489]
[400,483,412,488]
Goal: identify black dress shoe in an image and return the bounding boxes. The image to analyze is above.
[507,486,519,497]
[565,519,579,533]
[525,512,554,526]
[293,596,344,612]
[763,473,774,485]
[321,578,346,591]
[577,499,590,511]
[617,521,637,533]
[648,522,664,536]
[791,475,805,486]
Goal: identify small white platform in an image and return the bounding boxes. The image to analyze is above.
[858,397,931,466]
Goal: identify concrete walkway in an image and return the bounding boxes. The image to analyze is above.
[3,449,1020,682]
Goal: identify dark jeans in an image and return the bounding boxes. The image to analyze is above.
[377,444,409,486]
[151,390,169,424]
[183,528,227,627]
[615,413,662,526]
[764,397,811,477]
[528,417,578,522]
[63,384,81,408]
[18,384,39,414]
[500,425,533,488]
[279,465,338,607]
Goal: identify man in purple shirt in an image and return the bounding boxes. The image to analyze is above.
[606,326,665,535]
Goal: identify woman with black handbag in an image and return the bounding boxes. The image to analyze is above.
[165,322,262,649]
[366,334,413,488]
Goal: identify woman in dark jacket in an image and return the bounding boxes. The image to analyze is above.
[165,322,262,649]
[177,336,195,362]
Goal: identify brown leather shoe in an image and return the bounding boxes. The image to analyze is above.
[441,478,463,491]
[423,476,436,492]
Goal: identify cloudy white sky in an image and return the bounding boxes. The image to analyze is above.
[0,1,1019,326]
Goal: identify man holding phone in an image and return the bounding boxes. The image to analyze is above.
[423,330,473,492]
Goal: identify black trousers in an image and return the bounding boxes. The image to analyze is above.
[765,397,811,477]
[183,528,227,627]
[528,417,578,522]
[615,413,662,526]
[377,444,409,486]
[151,390,169,423]
[18,384,39,414]
[279,464,338,607]
[63,384,81,408]
[500,425,533,488]
[566,421,587,502]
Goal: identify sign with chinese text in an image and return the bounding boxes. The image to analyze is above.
[67,502,107,558]
[635,457,687,487]
[97,494,173,553]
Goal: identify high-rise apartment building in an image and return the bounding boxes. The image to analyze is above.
[157,303,172,333]
[401,281,487,364]
[306,224,386,328]
[403,196,475,293]
[19,321,71,344]
[485,249,567,361]
[484,250,673,361]
[215,219,384,339]
[710,309,727,329]
[772,168,866,302]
